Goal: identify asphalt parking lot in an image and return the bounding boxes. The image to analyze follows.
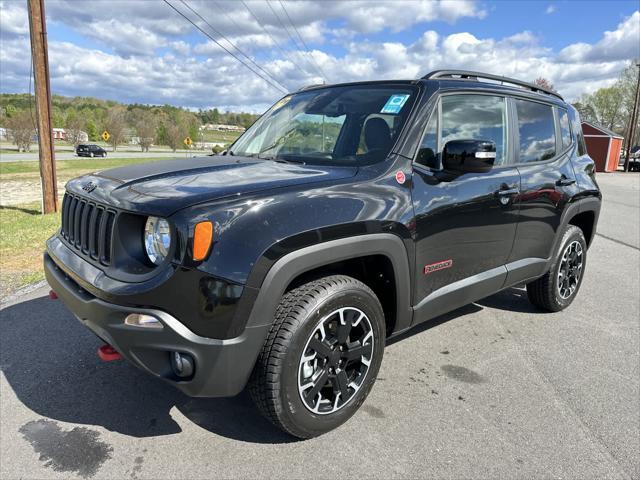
[1,173,638,480]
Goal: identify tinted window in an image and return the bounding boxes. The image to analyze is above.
[415,111,438,168]
[570,108,587,156]
[515,100,556,163]
[558,108,572,149]
[441,95,508,166]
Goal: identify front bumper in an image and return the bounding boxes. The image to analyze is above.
[44,252,269,397]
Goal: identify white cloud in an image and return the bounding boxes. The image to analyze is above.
[559,11,640,63]
[1,1,638,110]
[0,1,29,36]
[545,5,556,14]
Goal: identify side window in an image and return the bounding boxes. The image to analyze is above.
[440,95,508,166]
[515,99,556,163]
[569,108,588,156]
[415,110,438,168]
[558,108,572,150]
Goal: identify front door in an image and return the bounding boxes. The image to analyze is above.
[410,93,520,322]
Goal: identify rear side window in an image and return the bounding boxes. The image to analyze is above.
[558,108,572,150]
[515,99,556,163]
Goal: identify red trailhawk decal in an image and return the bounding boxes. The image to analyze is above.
[424,259,453,275]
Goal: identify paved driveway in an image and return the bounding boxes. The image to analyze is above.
[1,173,638,479]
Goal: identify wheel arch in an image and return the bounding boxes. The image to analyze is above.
[545,196,600,271]
[243,233,413,336]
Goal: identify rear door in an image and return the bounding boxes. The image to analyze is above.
[505,98,579,285]
[410,92,520,321]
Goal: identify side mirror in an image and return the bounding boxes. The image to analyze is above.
[442,140,496,174]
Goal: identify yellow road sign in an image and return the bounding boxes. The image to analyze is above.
[183,136,193,146]
[101,130,110,142]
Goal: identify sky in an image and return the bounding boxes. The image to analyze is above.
[0,0,639,113]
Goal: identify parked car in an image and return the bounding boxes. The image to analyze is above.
[45,70,601,438]
[76,144,107,157]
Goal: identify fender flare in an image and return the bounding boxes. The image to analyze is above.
[244,233,413,334]
[545,196,600,270]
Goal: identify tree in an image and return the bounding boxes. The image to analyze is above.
[6,110,34,151]
[65,110,87,147]
[166,122,186,151]
[86,119,98,141]
[533,77,556,92]
[618,60,640,148]
[135,116,157,152]
[103,107,127,151]
[576,86,624,131]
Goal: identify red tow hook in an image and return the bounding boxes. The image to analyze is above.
[98,344,122,362]
[48,290,58,300]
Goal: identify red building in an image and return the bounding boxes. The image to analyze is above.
[581,121,624,173]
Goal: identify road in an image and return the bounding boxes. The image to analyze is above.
[0,150,201,162]
[1,173,638,479]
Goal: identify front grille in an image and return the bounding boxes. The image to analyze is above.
[60,193,116,265]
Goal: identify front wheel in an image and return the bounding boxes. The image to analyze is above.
[527,225,587,311]
[249,275,385,438]
[90,152,94,158]
[102,152,107,158]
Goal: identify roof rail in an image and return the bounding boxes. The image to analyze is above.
[297,83,327,92]
[423,70,563,101]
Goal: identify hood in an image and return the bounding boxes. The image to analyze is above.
[65,155,358,216]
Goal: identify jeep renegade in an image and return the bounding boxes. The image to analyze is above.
[45,70,601,438]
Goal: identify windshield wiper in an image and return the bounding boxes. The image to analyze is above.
[257,127,297,159]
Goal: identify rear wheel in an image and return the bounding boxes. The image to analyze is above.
[249,275,385,438]
[527,225,587,311]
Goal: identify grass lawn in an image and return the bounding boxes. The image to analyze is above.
[0,203,60,298]
[0,157,174,297]
[200,130,242,144]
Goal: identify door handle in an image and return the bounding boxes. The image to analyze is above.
[556,176,576,187]
[496,187,519,196]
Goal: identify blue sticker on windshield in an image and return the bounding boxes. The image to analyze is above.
[381,94,410,114]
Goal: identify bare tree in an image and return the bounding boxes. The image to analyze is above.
[65,111,87,147]
[166,122,186,152]
[7,110,34,152]
[134,113,157,152]
[103,107,127,151]
[533,77,556,92]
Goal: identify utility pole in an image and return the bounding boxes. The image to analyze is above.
[623,62,640,173]
[27,0,57,213]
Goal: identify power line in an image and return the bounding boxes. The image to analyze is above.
[265,0,325,82]
[163,0,288,94]
[278,0,328,81]
[179,0,288,93]
[210,0,285,83]
[240,0,310,77]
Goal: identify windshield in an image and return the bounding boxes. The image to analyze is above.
[230,84,419,166]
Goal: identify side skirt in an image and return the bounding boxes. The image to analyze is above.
[411,257,547,327]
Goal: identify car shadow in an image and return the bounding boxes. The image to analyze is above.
[0,293,294,444]
[1,286,540,443]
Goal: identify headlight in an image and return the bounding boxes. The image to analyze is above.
[144,216,171,265]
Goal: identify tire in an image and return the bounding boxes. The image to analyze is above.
[90,152,94,158]
[102,152,107,158]
[249,275,385,439]
[526,225,587,312]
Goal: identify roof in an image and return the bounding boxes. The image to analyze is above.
[581,121,624,139]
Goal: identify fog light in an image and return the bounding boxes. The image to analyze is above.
[170,351,194,378]
[124,313,163,329]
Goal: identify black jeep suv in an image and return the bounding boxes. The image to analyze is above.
[45,71,601,438]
